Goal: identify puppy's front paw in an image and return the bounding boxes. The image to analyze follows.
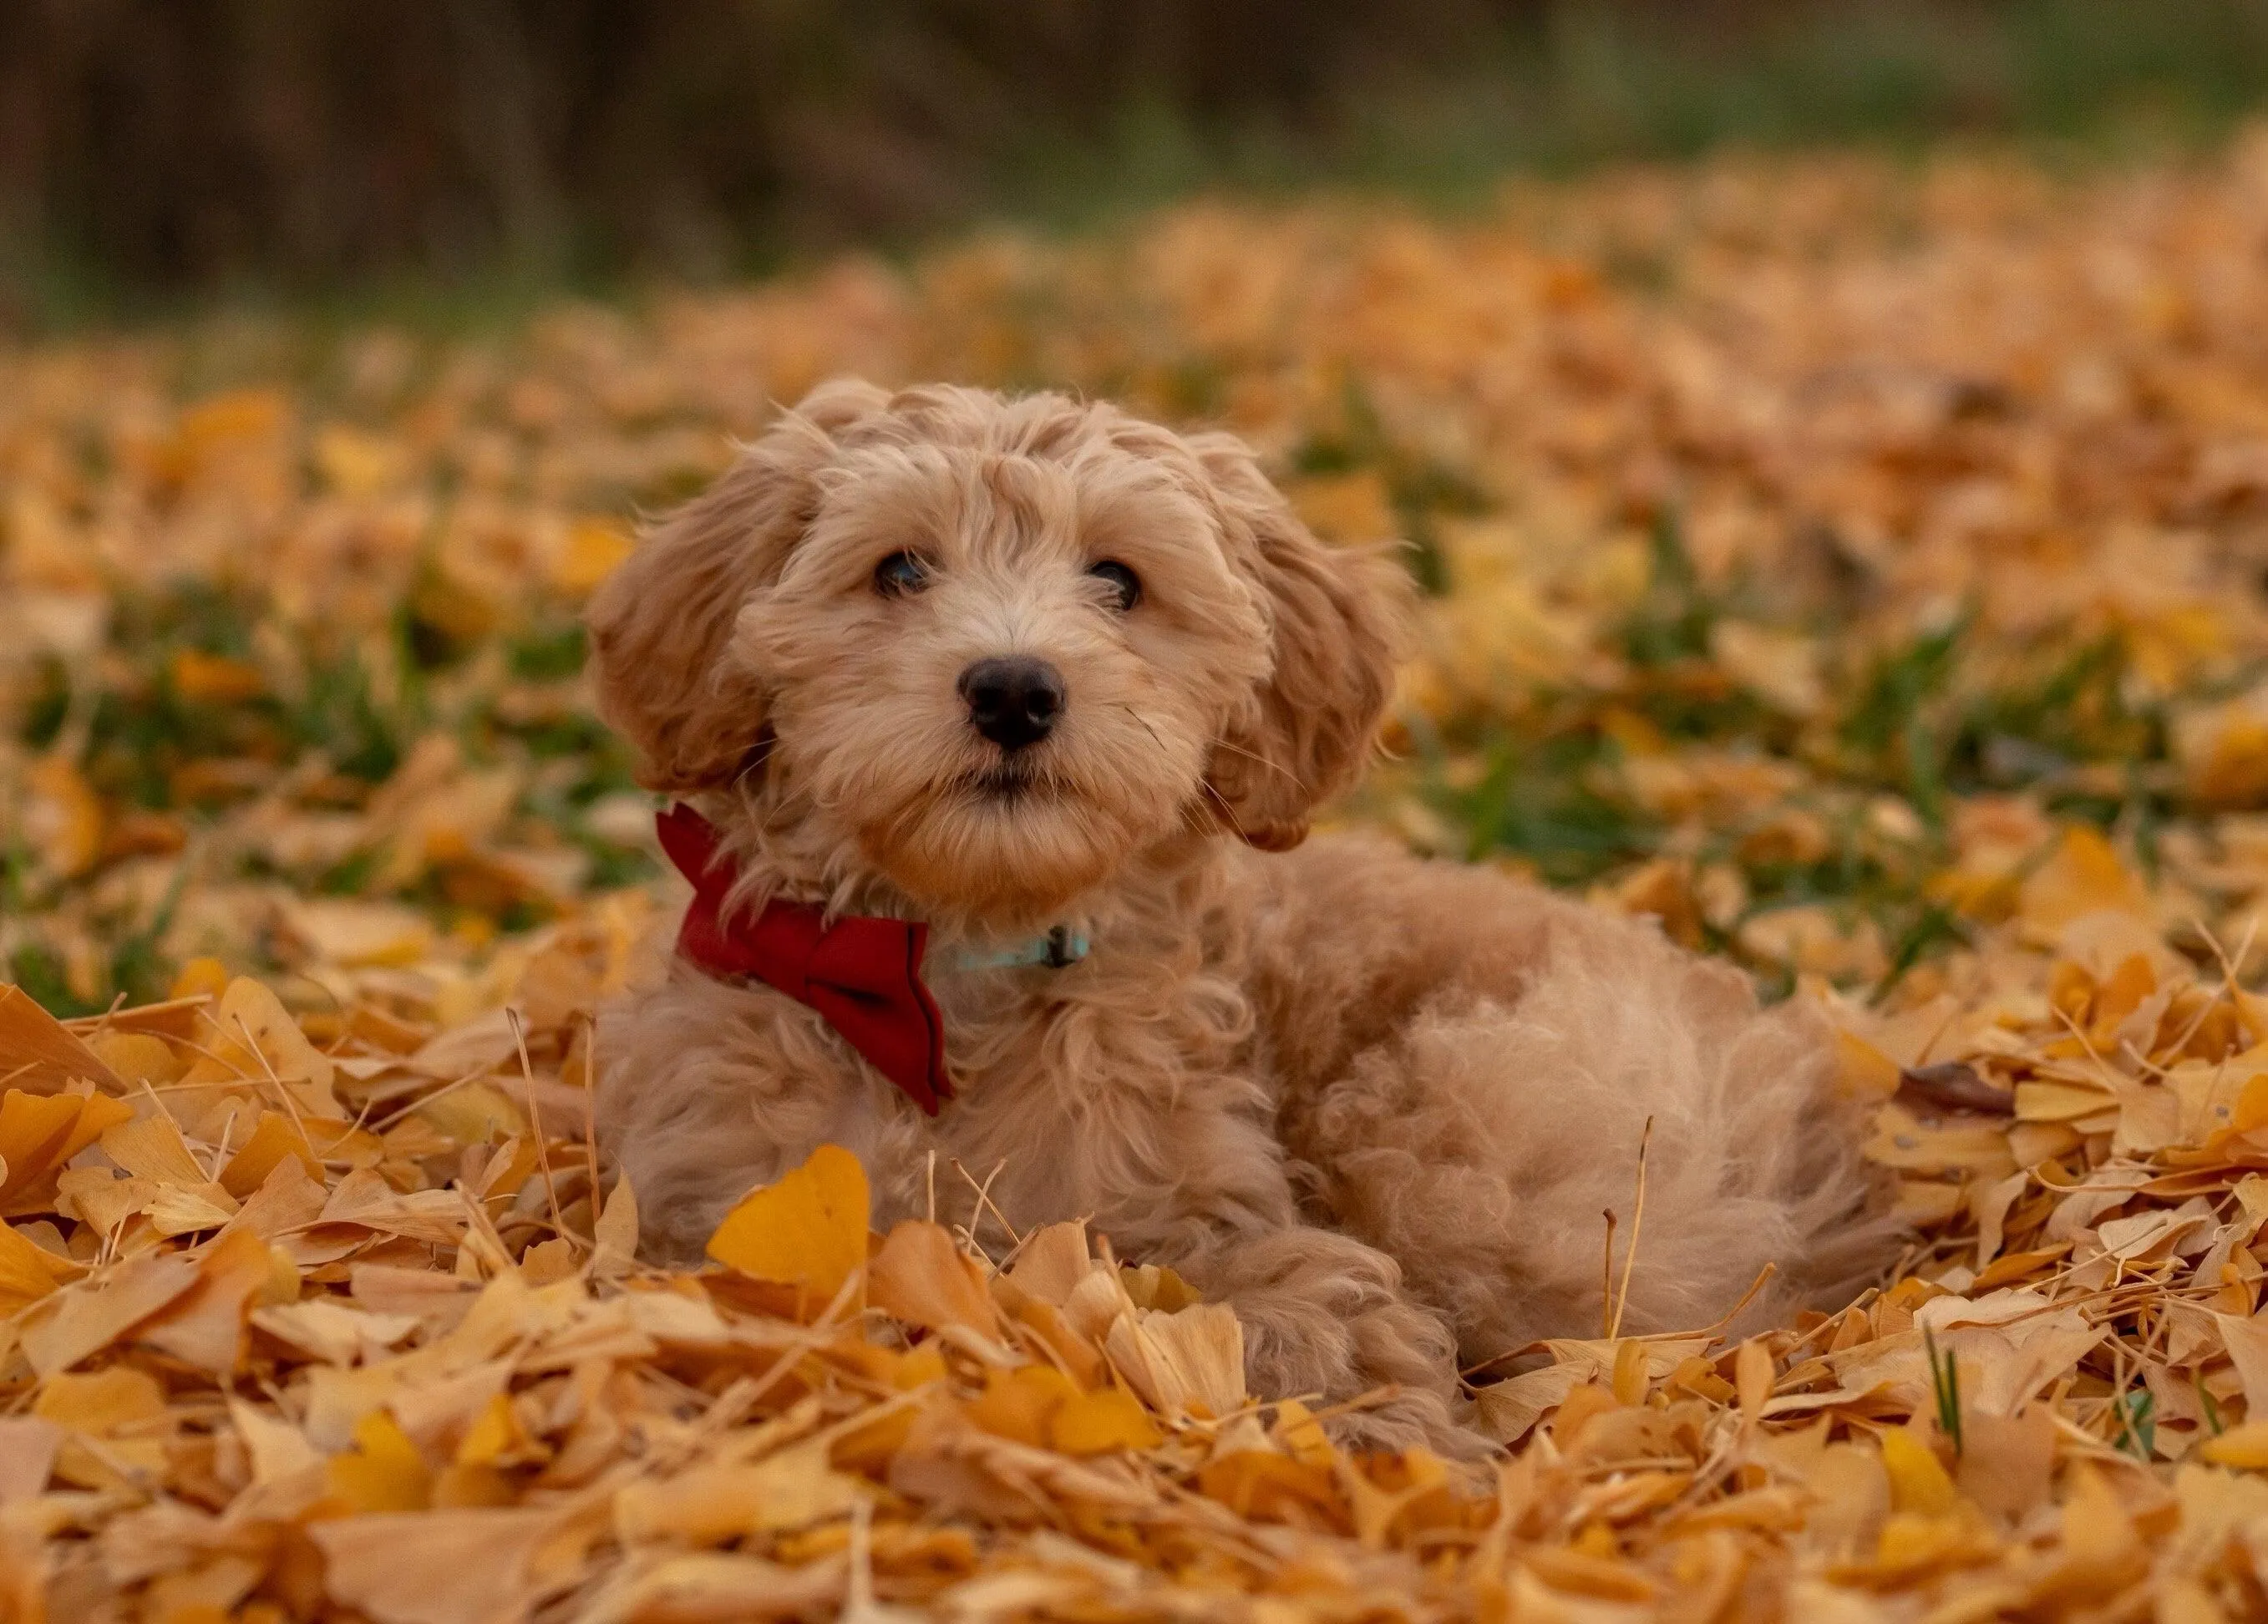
[1277,1291,1491,1459]
[1182,1226,1481,1454]
[1321,1386,1494,1460]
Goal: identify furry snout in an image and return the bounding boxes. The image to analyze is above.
[958,656,1066,753]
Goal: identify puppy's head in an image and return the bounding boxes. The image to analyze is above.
[586,380,1403,923]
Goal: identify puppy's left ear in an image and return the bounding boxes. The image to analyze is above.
[1193,434,1408,851]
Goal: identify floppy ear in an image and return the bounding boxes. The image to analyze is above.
[584,378,889,792]
[1191,434,1408,852]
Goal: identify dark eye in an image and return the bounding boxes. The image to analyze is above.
[1087,560,1141,612]
[873,551,931,596]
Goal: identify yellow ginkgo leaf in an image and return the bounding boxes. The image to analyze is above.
[312,424,406,499]
[169,958,231,1002]
[1051,1384,1162,1455]
[1710,620,1824,716]
[1880,1427,1961,1517]
[34,1367,168,1435]
[868,1219,995,1337]
[591,1170,640,1279]
[966,1363,1078,1447]
[705,1143,870,1307]
[327,1408,433,1514]
[87,1032,180,1087]
[1834,1029,1903,1099]
[2199,1420,2268,1469]
[279,898,435,969]
[0,1222,75,1312]
[613,1444,861,1545]
[0,1089,134,1210]
[2017,825,2152,936]
[555,518,635,595]
[454,1393,539,1469]
[206,977,337,1117]
[216,1111,322,1200]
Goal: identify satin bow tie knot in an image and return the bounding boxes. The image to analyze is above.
[655,804,952,1114]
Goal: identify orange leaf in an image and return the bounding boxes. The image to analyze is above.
[1196,1450,1347,1527]
[217,1111,323,1200]
[33,1366,168,1436]
[1050,1385,1161,1455]
[965,1364,1078,1447]
[0,1088,133,1210]
[869,1220,997,1337]
[705,1143,870,1309]
[18,1248,200,1375]
[169,647,266,703]
[0,988,125,1097]
[2018,825,2151,935]
[0,1221,75,1312]
[327,1409,434,1514]
[136,1226,275,1373]
[23,754,104,879]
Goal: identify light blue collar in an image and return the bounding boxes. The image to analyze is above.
[940,924,1089,973]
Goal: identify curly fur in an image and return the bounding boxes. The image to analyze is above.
[587,379,1899,1452]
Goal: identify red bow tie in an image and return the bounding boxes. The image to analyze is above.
[655,804,951,1114]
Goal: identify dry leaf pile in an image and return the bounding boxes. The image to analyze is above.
[19,134,2268,1618]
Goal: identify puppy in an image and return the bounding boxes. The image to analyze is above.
[588,379,1896,1449]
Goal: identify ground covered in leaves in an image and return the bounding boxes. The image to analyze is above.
[14,132,2268,1621]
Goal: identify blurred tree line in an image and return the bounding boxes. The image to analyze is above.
[4,0,2268,314]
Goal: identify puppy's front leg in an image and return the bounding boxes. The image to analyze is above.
[1171,1226,1479,1455]
[1082,1088,1480,1454]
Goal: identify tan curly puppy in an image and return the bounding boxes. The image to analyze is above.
[588,378,1895,1449]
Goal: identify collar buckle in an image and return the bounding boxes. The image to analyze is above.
[939,925,1091,974]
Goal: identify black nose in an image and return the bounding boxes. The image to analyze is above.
[958,657,1065,752]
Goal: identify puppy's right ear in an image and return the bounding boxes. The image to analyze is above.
[585,378,888,791]
[1190,434,1408,853]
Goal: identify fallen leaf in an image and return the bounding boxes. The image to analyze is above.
[312,1507,562,1624]
[869,1220,997,1338]
[705,1143,869,1309]
[0,990,124,1095]
[614,1443,862,1545]
[19,1247,200,1375]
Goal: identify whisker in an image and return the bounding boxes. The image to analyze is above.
[1205,734,1300,784]
[1110,703,1300,789]
[1111,703,1173,757]
[1200,779,1252,844]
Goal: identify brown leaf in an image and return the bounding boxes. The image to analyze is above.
[0,1418,63,1503]
[1956,1404,2057,1522]
[312,1508,563,1624]
[1896,1061,2012,1116]
[18,1248,200,1375]
[135,1226,276,1373]
[869,1220,998,1339]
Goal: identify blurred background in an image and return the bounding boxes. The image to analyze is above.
[9,0,2268,325]
[14,0,2268,1019]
